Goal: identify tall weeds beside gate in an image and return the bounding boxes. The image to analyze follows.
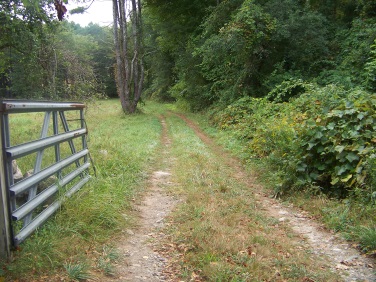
[1,100,162,280]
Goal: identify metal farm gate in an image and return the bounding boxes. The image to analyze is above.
[0,100,91,258]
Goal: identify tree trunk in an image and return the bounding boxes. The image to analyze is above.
[113,0,144,114]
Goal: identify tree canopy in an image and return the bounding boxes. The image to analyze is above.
[0,1,115,100]
[142,0,376,110]
[1,0,375,110]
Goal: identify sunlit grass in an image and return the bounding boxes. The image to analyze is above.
[64,261,91,281]
[3,99,162,280]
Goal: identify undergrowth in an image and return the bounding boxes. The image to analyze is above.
[207,83,376,254]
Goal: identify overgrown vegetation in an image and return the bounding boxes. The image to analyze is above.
[143,0,376,109]
[0,1,116,100]
[207,85,376,253]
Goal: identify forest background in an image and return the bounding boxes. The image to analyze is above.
[1,0,376,253]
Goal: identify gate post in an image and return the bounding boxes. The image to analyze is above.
[0,113,11,260]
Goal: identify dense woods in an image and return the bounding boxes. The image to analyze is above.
[1,0,375,106]
[143,0,376,107]
[0,0,116,100]
[0,0,375,249]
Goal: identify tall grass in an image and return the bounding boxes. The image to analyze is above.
[3,99,162,280]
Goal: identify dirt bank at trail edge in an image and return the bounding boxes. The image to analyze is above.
[176,112,375,282]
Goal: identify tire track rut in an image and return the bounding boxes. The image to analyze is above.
[177,113,375,282]
[109,115,178,281]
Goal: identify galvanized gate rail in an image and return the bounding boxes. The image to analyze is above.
[0,100,91,258]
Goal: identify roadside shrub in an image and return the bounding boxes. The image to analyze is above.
[211,85,376,199]
[296,90,376,196]
[210,96,300,194]
[210,97,279,140]
[247,118,295,159]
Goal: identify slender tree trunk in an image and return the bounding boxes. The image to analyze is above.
[113,0,144,114]
[130,0,143,112]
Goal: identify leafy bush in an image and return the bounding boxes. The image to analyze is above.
[211,85,376,199]
[245,114,295,159]
[297,91,376,196]
[210,96,298,194]
[266,79,313,103]
[364,38,376,92]
[210,97,279,140]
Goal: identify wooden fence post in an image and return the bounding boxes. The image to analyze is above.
[0,114,11,260]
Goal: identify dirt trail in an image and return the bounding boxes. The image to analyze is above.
[109,116,179,281]
[111,113,375,281]
[177,113,375,282]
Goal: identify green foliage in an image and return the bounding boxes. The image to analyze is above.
[364,38,376,92]
[211,84,376,200]
[0,2,114,100]
[64,261,92,281]
[142,0,217,104]
[266,79,313,103]
[306,0,358,24]
[0,0,57,97]
[144,0,339,107]
[70,7,86,15]
[272,5,330,75]
[51,23,98,100]
[74,23,117,98]
[210,97,278,138]
[298,91,376,195]
[334,18,376,89]
[0,5,55,97]
[196,0,277,104]
[357,0,376,19]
